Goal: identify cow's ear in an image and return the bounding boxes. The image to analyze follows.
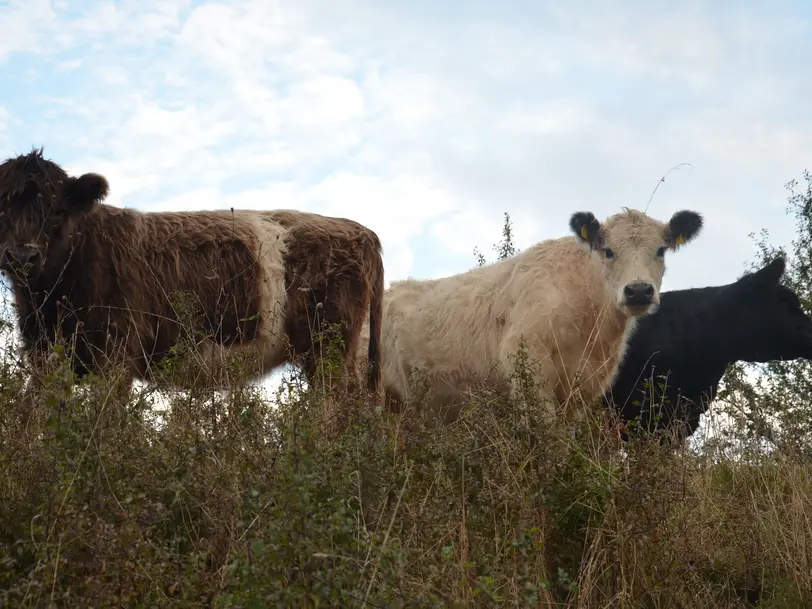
[570,212,602,249]
[64,173,109,213]
[665,210,703,250]
[755,256,786,285]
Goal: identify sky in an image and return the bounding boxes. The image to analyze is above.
[1,0,812,433]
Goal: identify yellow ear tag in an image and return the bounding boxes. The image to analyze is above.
[675,234,686,246]
[580,225,589,240]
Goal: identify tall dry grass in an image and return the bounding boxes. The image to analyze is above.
[0,309,811,608]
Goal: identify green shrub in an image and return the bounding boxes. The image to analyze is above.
[0,324,811,608]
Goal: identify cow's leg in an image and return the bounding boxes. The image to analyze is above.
[91,336,137,407]
[102,363,136,407]
[336,329,363,398]
[18,342,62,407]
[353,319,388,412]
[13,347,79,448]
[300,350,344,440]
[310,292,372,436]
[17,359,48,439]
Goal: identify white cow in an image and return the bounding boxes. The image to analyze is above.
[361,208,703,423]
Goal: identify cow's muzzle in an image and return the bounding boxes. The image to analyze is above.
[623,281,655,308]
[1,244,45,275]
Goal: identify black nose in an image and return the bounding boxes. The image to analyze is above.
[624,282,655,306]
[3,245,43,269]
[12,248,41,264]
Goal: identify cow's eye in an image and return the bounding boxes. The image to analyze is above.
[603,248,615,259]
[656,246,666,257]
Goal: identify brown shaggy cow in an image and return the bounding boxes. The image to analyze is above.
[0,148,383,399]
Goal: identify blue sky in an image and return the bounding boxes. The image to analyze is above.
[2,0,812,295]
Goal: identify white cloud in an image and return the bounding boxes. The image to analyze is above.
[566,8,724,87]
[0,0,61,61]
[3,0,809,289]
[430,209,507,261]
[55,59,83,72]
[497,100,597,138]
[67,0,190,43]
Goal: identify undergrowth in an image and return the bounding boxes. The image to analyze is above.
[1,322,811,608]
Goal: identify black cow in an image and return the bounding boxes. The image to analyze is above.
[605,256,812,441]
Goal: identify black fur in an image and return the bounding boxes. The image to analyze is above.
[65,173,109,214]
[667,210,703,248]
[569,211,602,249]
[604,257,812,441]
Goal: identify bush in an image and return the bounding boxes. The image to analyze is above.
[1,324,811,608]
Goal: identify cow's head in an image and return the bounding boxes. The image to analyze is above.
[0,148,108,278]
[570,208,703,316]
[731,256,812,361]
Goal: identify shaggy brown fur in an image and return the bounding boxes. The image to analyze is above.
[267,210,384,393]
[0,148,384,396]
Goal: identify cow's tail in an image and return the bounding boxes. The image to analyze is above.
[367,239,384,396]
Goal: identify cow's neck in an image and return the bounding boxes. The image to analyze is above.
[582,303,637,402]
[704,289,753,393]
[613,309,639,368]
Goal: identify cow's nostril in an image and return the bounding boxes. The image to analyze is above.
[644,285,654,298]
[623,285,635,298]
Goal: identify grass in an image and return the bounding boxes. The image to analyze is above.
[1,317,812,608]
